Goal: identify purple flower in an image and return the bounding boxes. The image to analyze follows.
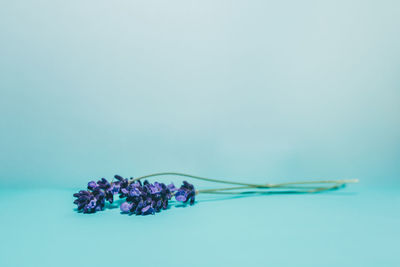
[97,178,110,190]
[110,183,120,194]
[167,183,177,192]
[141,205,154,215]
[87,181,98,190]
[73,189,105,213]
[74,175,196,215]
[73,177,117,213]
[129,187,141,197]
[121,180,175,215]
[120,201,133,213]
[175,181,196,205]
[87,199,96,209]
[174,191,187,202]
[114,175,130,198]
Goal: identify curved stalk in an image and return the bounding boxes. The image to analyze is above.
[197,183,344,195]
[129,172,358,189]
[267,179,358,188]
[129,172,266,187]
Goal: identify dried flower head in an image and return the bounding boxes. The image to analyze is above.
[175,181,196,205]
[73,178,115,213]
[120,180,175,215]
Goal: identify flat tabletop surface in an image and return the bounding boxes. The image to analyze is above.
[1,184,399,267]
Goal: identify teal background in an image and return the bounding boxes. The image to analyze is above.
[0,1,399,266]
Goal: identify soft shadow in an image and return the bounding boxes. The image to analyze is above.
[73,198,126,213]
[196,186,358,203]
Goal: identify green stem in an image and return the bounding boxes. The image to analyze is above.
[267,179,358,188]
[129,172,358,189]
[196,184,338,194]
[129,172,265,187]
[198,183,344,195]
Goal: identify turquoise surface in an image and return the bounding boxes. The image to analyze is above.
[1,0,399,266]
[0,184,399,267]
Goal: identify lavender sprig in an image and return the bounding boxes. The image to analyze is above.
[73,173,358,215]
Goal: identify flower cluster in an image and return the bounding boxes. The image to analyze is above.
[73,178,114,213]
[120,180,176,215]
[73,190,104,213]
[113,175,130,198]
[73,175,196,215]
[175,181,196,205]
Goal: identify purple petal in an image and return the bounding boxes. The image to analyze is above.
[129,188,141,197]
[141,205,154,215]
[87,199,96,209]
[114,175,124,181]
[167,183,177,192]
[175,191,187,202]
[120,202,132,213]
[87,181,97,190]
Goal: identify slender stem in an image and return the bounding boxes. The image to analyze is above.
[268,179,358,188]
[129,172,266,187]
[197,186,260,194]
[120,172,357,198]
[129,172,359,189]
[199,183,344,195]
[196,183,346,194]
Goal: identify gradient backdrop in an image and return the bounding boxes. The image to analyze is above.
[0,1,399,267]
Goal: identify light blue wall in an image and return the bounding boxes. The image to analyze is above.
[1,1,399,188]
